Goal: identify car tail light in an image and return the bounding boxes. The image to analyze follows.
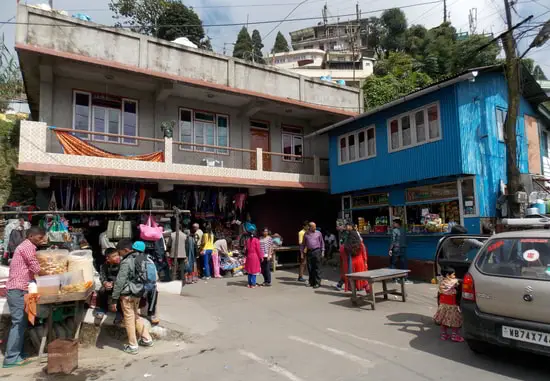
[463,273,475,301]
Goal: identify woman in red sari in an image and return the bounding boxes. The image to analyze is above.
[337,224,370,292]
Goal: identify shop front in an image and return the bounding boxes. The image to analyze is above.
[340,177,480,279]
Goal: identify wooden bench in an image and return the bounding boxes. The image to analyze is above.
[346,268,411,310]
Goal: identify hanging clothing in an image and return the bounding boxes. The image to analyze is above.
[234,193,247,212]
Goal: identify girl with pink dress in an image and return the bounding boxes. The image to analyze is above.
[244,231,263,288]
[434,267,464,342]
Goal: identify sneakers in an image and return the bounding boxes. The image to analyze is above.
[123,345,139,355]
[3,359,32,368]
[312,284,321,289]
[334,282,344,291]
[261,283,272,287]
[139,338,154,347]
[149,315,160,325]
[297,276,306,282]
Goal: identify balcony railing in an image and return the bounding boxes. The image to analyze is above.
[45,127,326,178]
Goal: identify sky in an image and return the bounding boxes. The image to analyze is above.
[1,0,549,75]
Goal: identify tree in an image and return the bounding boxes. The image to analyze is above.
[380,8,407,55]
[110,0,210,49]
[0,35,23,113]
[453,34,500,72]
[361,17,386,58]
[251,29,265,64]
[233,27,253,61]
[405,25,428,60]
[272,31,290,53]
[420,22,456,79]
[156,1,205,46]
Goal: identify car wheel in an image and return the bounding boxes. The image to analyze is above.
[466,339,489,354]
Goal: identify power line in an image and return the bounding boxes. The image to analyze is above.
[3,1,443,29]
[263,0,311,40]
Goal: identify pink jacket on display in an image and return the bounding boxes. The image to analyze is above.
[244,237,263,274]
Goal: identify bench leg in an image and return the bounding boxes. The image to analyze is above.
[382,280,388,300]
[400,277,407,302]
[272,253,276,272]
[351,281,358,306]
[370,282,376,310]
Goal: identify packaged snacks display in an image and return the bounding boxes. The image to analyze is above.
[37,250,69,276]
[60,281,93,294]
[67,250,94,283]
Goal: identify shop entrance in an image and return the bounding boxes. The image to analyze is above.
[250,127,271,171]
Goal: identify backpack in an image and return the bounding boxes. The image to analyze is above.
[132,252,158,296]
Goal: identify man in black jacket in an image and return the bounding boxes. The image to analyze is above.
[94,248,123,323]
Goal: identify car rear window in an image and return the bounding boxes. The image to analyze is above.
[476,238,550,280]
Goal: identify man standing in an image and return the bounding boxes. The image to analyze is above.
[111,239,153,355]
[297,221,309,282]
[301,222,325,289]
[170,227,187,281]
[389,218,411,284]
[192,223,204,278]
[4,227,45,368]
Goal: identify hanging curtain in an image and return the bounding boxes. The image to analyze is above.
[54,131,164,162]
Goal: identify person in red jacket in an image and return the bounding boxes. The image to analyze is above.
[244,231,263,288]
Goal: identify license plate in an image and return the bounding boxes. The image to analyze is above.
[502,326,550,347]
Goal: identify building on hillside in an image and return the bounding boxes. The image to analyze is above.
[306,66,550,279]
[267,49,375,87]
[14,4,361,242]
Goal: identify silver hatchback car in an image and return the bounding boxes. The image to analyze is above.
[462,229,550,355]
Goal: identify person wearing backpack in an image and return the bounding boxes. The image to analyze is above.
[111,239,154,355]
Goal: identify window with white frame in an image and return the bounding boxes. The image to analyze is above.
[387,103,441,152]
[282,125,303,162]
[178,108,229,154]
[338,125,376,164]
[72,91,138,144]
[496,107,507,142]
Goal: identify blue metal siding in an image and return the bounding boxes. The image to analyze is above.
[329,87,462,194]
[456,72,536,217]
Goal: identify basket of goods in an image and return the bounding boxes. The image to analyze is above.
[37,249,69,276]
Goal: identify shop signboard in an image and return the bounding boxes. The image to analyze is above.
[406,182,458,202]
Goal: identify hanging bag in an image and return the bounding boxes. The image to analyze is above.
[107,220,132,240]
[139,215,163,241]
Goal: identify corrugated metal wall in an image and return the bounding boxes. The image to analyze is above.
[456,72,535,217]
[329,87,463,194]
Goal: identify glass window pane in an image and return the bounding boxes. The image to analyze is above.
[195,112,215,122]
[496,108,506,141]
[194,121,205,151]
[401,115,411,146]
[340,137,347,162]
[358,131,366,158]
[293,136,303,160]
[461,178,476,216]
[367,128,375,156]
[283,134,292,161]
[390,119,399,150]
[74,93,90,139]
[217,115,228,154]
[92,106,105,141]
[348,134,356,161]
[108,109,120,143]
[428,105,440,139]
[204,123,216,153]
[180,109,193,150]
[415,110,426,143]
[122,101,137,144]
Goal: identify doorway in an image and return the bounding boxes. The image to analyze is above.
[250,122,271,171]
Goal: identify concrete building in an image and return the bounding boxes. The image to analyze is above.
[267,49,374,87]
[14,4,363,240]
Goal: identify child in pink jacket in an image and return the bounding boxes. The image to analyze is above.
[244,231,263,288]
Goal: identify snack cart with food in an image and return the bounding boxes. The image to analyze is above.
[34,249,95,360]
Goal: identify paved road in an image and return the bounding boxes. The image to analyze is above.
[86,269,546,381]
[3,269,547,380]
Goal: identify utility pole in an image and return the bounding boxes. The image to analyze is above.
[49,0,53,8]
[502,0,522,217]
[443,0,447,23]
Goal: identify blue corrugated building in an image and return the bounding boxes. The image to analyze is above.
[306,66,550,279]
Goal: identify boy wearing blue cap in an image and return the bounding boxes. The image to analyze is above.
[112,239,153,355]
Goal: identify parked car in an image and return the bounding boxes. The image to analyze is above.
[461,229,550,356]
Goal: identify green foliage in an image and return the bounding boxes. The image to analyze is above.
[453,34,500,72]
[405,25,428,59]
[380,8,407,54]
[0,35,23,113]
[272,31,290,53]
[110,0,209,48]
[533,65,547,81]
[421,23,457,79]
[251,30,265,64]
[361,17,386,58]
[233,27,253,61]
[156,1,205,46]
